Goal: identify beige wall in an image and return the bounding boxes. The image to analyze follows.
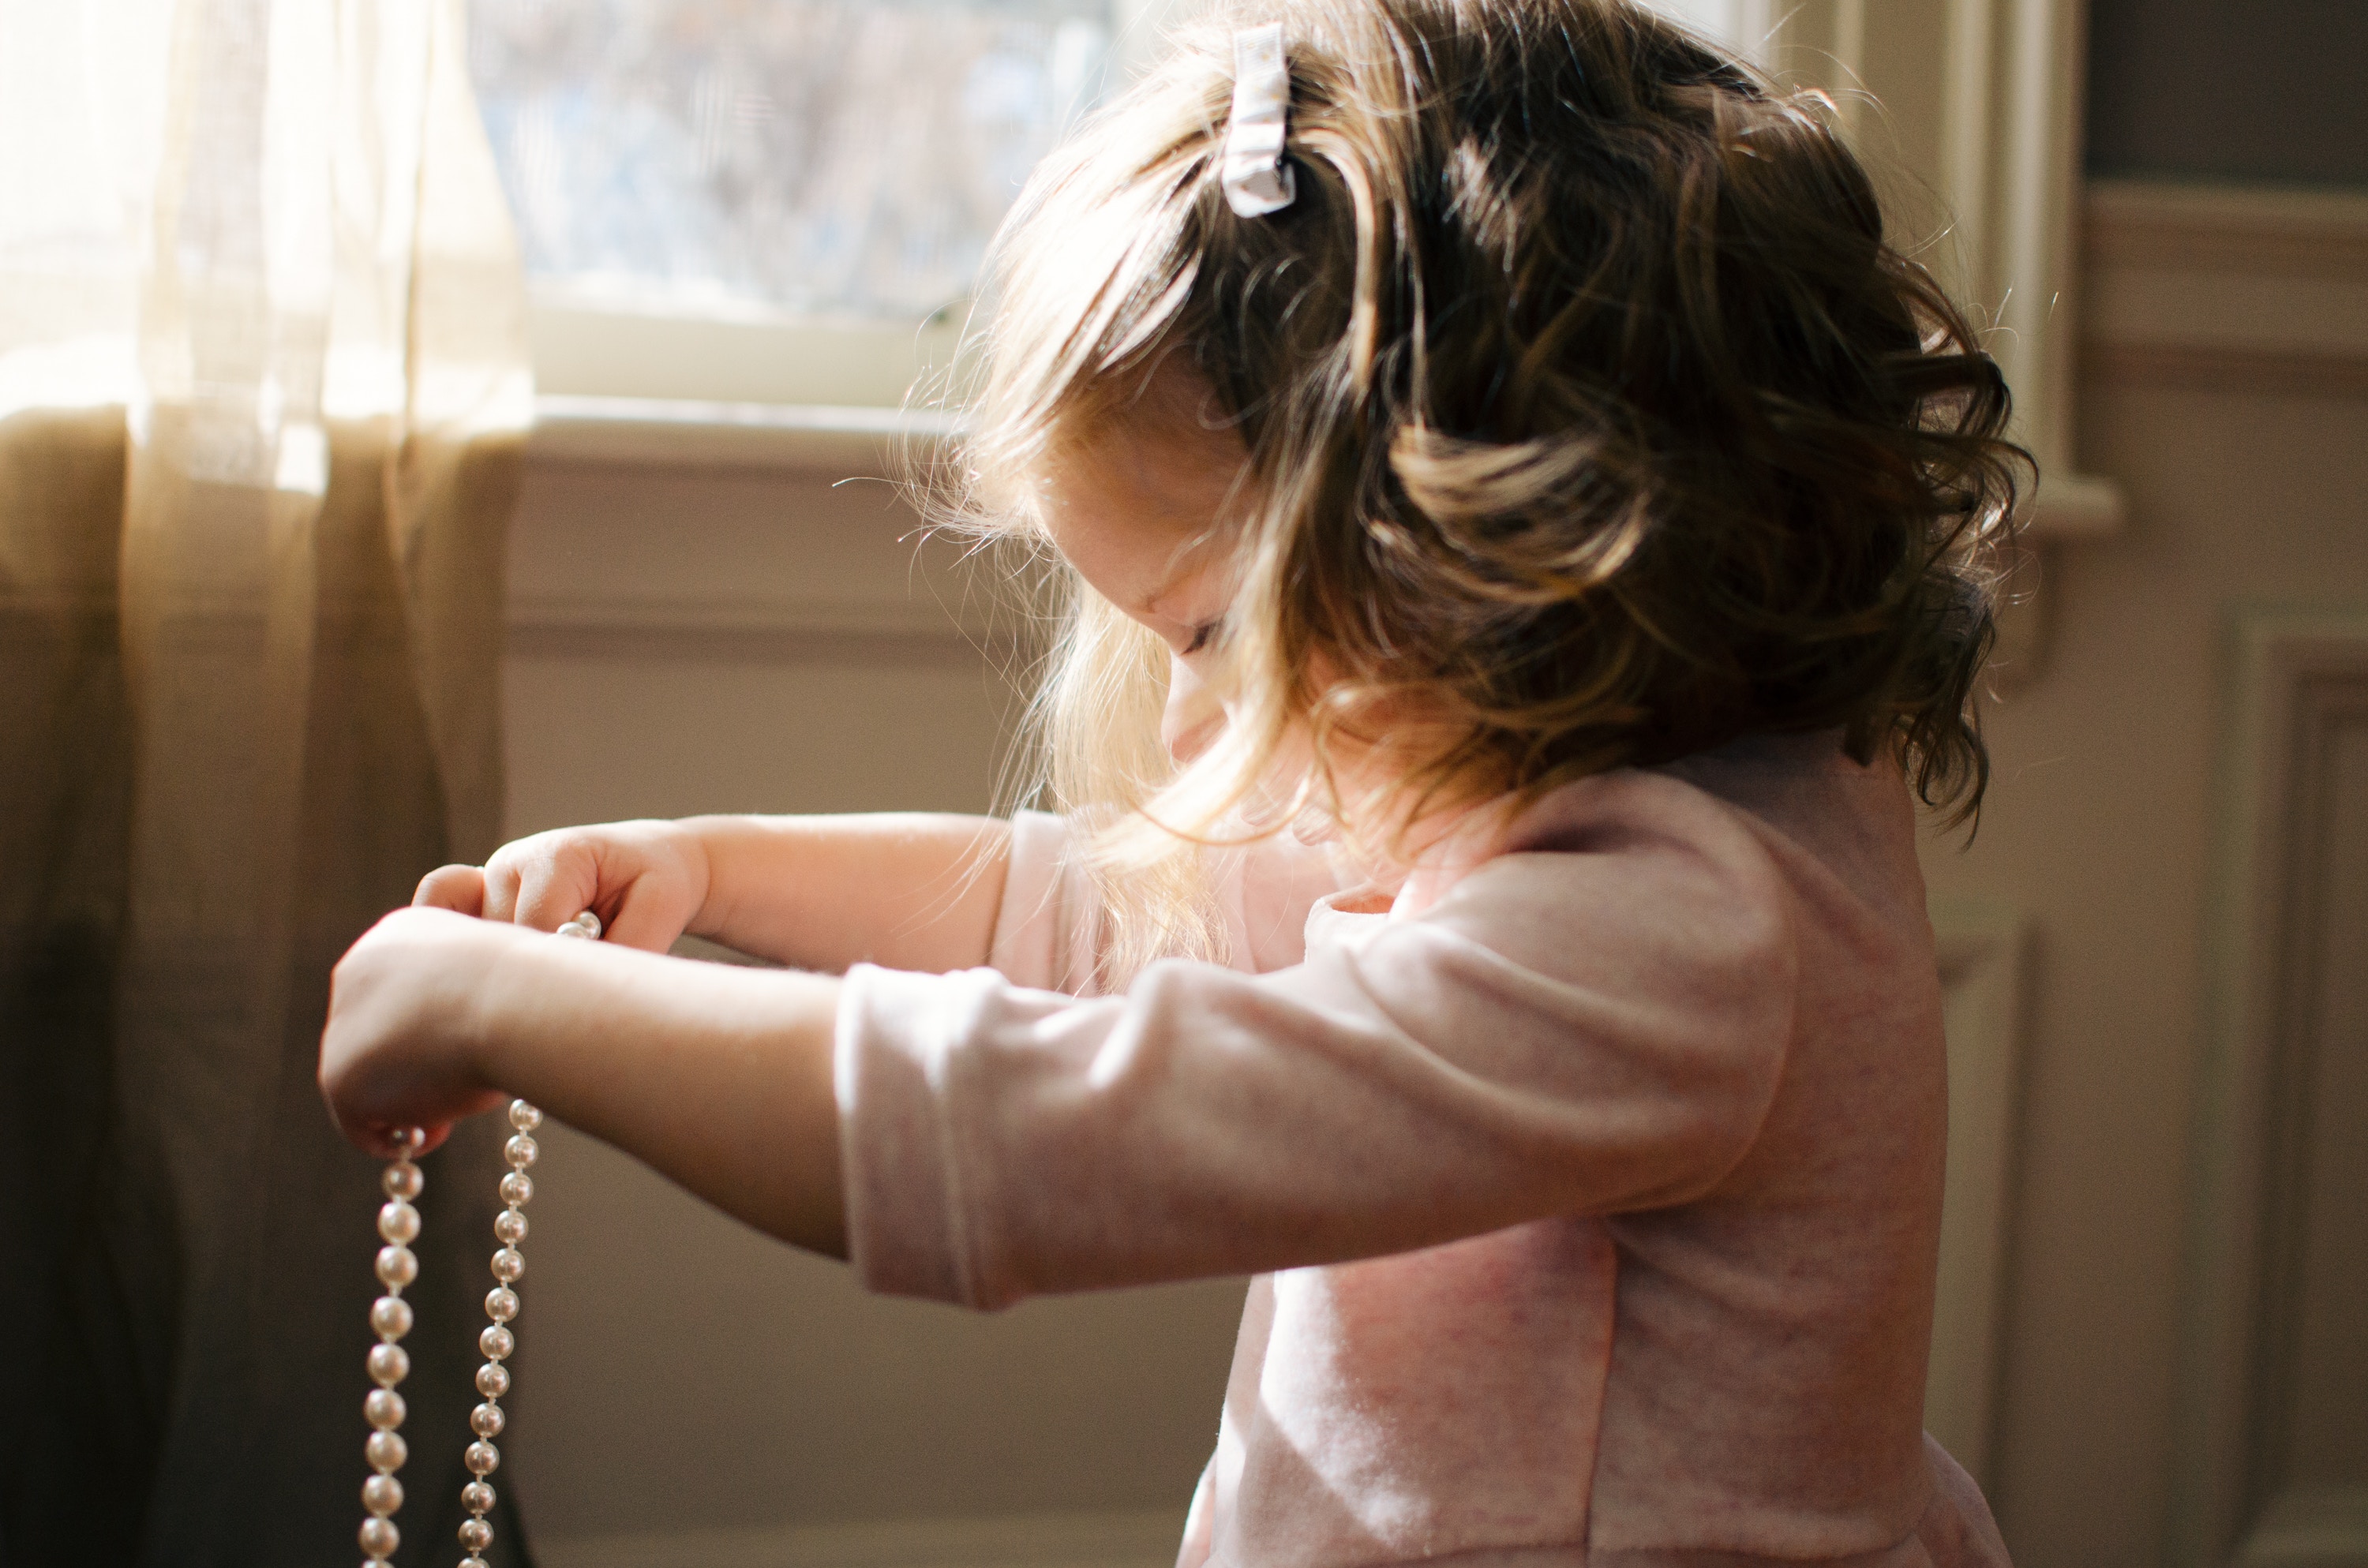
[1928,372,2366,1561]
[496,187,2368,1568]
[1925,185,2368,1566]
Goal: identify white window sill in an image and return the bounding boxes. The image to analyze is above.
[526,394,959,477]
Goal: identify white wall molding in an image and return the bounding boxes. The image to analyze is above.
[1732,0,2123,544]
[505,590,1016,668]
[536,1505,1184,1568]
[1928,899,2030,1490]
[2083,181,2368,400]
[2174,609,2368,1568]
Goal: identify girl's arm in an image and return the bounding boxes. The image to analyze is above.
[321,774,1795,1298]
[684,813,1010,971]
[318,907,849,1257]
[418,813,1011,974]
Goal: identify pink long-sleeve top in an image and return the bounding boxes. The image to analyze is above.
[832,732,2013,1567]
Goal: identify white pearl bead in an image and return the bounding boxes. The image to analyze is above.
[476,1361,511,1398]
[358,1516,398,1558]
[361,1473,403,1517]
[369,1295,413,1342]
[365,1429,407,1473]
[382,1162,423,1201]
[470,1401,507,1439]
[366,1342,409,1388]
[479,1324,515,1361]
[485,1286,519,1323]
[464,1439,500,1476]
[364,1388,406,1430]
[377,1200,420,1245]
[510,1100,544,1131]
[462,1480,495,1515]
[374,1244,417,1289]
[459,1517,494,1552]
[461,1557,490,1568]
[500,1171,534,1207]
[504,1134,538,1169]
[489,1247,524,1283]
[494,1208,528,1244]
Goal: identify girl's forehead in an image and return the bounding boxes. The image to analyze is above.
[1034,416,1248,617]
[1038,401,1250,537]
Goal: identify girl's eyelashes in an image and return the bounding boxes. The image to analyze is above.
[1182,619,1220,656]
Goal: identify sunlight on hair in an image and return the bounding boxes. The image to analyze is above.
[917,0,2029,987]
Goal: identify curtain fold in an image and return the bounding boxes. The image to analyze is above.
[0,2,533,1563]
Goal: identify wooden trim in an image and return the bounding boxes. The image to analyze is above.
[526,298,967,411]
[2081,344,2368,402]
[504,592,1017,668]
[2027,471,2127,541]
[1927,899,2030,1491]
[2085,182,2368,283]
[2174,610,2368,1568]
[535,1505,1184,1568]
[2082,182,2368,400]
[526,395,958,479]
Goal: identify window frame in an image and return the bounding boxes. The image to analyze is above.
[528,0,2123,545]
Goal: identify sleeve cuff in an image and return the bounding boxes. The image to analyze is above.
[834,962,999,1306]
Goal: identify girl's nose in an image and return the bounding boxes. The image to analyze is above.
[1161,653,1225,763]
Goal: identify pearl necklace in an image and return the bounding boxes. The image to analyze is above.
[354,908,601,1566]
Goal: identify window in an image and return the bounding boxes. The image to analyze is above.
[480,0,1777,414]
[471,0,1139,410]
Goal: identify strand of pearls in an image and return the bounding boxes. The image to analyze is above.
[455,907,595,1566]
[360,1128,425,1565]
[354,908,597,1568]
[456,1095,542,1566]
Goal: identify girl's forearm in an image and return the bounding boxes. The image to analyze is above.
[682,812,1012,975]
[470,927,849,1257]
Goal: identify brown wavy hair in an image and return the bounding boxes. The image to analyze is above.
[939,0,2029,979]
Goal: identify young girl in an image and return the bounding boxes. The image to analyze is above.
[320,1,2025,1562]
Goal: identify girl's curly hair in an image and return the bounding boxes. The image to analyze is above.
[940,0,2030,981]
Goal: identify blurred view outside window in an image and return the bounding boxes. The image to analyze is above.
[470,0,1114,320]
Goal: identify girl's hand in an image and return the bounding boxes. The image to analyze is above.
[317,902,851,1257]
[319,906,523,1157]
[413,819,712,952]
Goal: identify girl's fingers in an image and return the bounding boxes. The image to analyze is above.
[603,879,693,953]
[511,846,601,934]
[414,864,487,915]
[485,837,587,930]
[481,858,523,925]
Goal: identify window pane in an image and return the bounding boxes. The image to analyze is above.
[470,0,1111,319]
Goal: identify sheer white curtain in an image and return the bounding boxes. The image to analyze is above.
[0,2,533,1562]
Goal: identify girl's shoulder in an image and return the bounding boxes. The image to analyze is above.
[1396,730,1928,979]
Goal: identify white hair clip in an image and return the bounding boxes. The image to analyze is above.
[1222,23,1297,216]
